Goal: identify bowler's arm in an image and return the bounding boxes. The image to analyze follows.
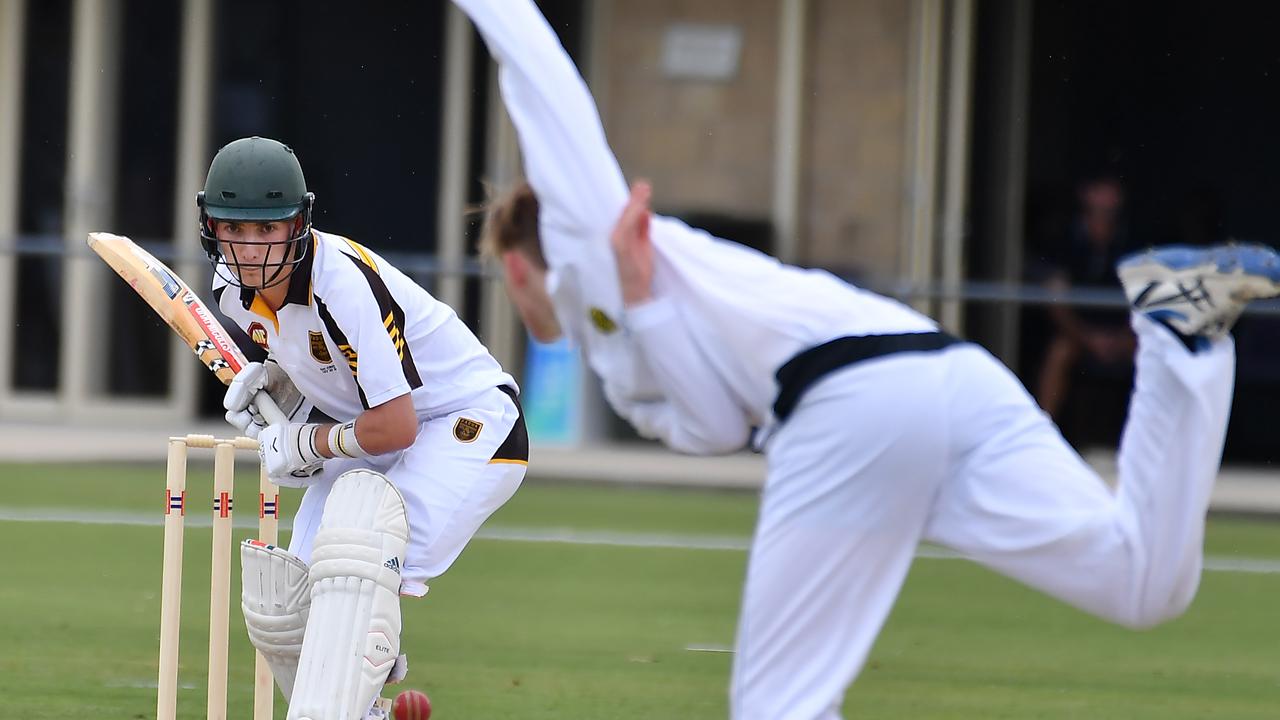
[605,183,752,455]
[452,0,628,240]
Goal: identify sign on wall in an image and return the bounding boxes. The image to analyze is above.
[661,23,743,82]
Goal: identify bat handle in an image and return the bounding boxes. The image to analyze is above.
[253,390,290,427]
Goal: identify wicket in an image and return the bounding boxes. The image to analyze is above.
[158,434,280,720]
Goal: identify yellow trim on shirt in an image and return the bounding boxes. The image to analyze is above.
[343,237,379,272]
[248,294,279,334]
[338,344,359,377]
[383,311,406,360]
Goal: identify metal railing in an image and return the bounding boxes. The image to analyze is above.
[2,234,497,280]
[8,233,1280,316]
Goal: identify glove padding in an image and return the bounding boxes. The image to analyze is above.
[225,360,306,439]
[258,422,325,487]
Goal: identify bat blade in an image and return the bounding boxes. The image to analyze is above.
[87,232,287,425]
[88,232,248,384]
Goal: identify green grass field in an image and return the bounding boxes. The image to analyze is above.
[2,462,1278,718]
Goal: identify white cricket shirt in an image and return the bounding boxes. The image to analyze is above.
[460,0,935,451]
[214,229,514,423]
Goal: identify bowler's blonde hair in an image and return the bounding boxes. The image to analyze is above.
[478,180,545,267]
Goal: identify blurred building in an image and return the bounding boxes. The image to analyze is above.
[0,0,970,429]
[2,0,1279,458]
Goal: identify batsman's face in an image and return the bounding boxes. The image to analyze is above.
[216,220,294,287]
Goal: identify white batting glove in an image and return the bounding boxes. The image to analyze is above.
[225,360,306,438]
[258,422,326,487]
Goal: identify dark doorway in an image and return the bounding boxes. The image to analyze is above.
[971,1,1280,460]
[212,1,447,254]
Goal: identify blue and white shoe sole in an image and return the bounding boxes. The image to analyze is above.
[1117,243,1280,284]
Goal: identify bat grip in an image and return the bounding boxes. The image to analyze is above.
[253,390,290,426]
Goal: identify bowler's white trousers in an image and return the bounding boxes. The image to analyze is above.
[286,387,527,596]
[731,315,1234,720]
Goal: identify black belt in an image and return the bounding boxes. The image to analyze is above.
[491,385,529,463]
[772,332,967,423]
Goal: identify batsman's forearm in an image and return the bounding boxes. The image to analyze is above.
[317,394,417,458]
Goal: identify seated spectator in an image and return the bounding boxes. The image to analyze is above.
[1035,174,1136,425]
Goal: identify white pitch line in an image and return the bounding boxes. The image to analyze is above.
[477,525,751,551]
[685,643,734,654]
[2,506,1280,574]
[105,679,197,690]
[0,506,296,530]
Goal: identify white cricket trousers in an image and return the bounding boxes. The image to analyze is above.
[286,386,527,596]
[730,315,1235,720]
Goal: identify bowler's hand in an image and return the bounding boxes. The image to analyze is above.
[611,181,655,307]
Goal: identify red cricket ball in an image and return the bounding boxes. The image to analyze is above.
[392,689,432,720]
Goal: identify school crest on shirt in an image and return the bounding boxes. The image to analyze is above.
[308,331,333,364]
[588,307,618,334]
[453,417,483,443]
[247,322,269,349]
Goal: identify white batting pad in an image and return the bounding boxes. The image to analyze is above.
[288,470,410,720]
[241,540,311,700]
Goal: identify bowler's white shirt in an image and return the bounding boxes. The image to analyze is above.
[458,0,934,451]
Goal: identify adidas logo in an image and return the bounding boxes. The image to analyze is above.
[383,557,401,574]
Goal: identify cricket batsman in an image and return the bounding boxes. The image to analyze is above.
[201,136,528,718]
[457,0,1280,717]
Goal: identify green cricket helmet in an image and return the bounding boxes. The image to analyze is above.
[197,136,315,290]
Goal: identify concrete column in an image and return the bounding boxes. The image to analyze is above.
[939,0,975,332]
[584,0,613,117]
[901,0,944,315]
[481,59,521,375]
[60,0,123,413]
[435,4,474,311]
[772,0,808,263]
[0,0,27,410]
[170,0,215,421]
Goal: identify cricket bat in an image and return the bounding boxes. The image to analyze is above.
[87,231,287,425]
